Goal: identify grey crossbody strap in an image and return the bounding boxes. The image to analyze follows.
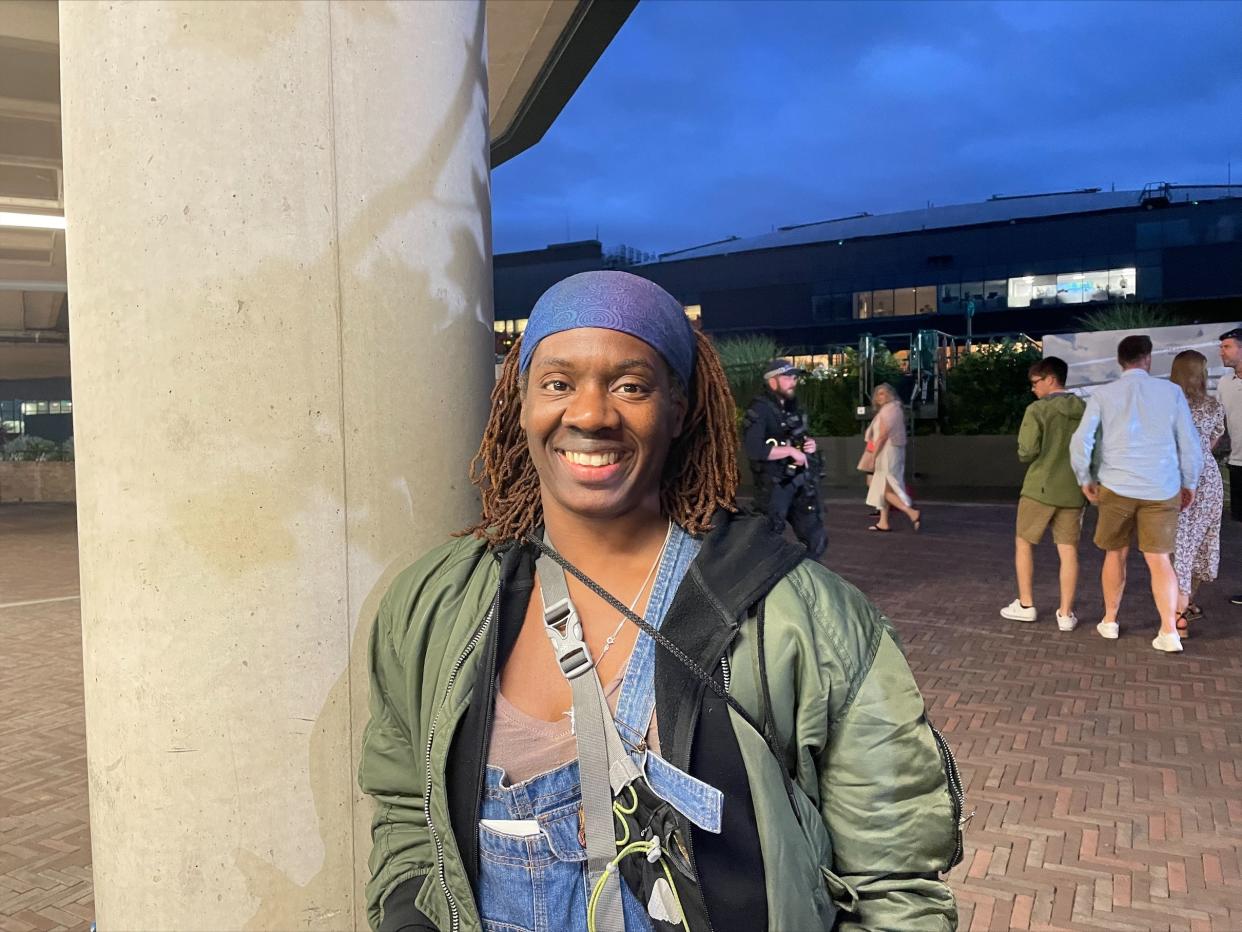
[536,542,642,932]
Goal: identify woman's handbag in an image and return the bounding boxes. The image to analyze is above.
[856,444,876,474]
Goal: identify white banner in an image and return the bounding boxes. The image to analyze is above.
[1042,322,1242,395]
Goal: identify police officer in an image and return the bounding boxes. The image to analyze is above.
[743,359,828,559]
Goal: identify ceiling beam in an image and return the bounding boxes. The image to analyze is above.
[489,0,635,167]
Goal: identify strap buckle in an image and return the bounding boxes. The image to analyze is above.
[543,598,595,680]
[543,596,573,632]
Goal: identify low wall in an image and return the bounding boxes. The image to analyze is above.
[0,462,77,503]
[740,434,1026,498]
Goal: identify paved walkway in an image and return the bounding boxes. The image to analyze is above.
[0,506,91,932]
[3,501,1241,930]
[826,496,1242,931]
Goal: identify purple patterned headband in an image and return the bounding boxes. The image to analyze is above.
[518,271,696,386]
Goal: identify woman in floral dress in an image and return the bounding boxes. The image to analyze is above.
[1170,350,1225,637]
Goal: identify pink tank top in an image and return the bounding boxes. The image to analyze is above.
[488,666,662,785]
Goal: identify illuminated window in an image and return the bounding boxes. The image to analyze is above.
[895,288,916,316]
[790,354,832,372]
[683,304,701,322]
[1009,276,1033,308]
[872,289,895,317]
[1056,272,1088,304]
[1029,275,1057,306]
[1108,268,1136,298]
[1008,268,1136,308]
[493,318,528,355]
[856,287,937,318]
[1082,271,1110,303]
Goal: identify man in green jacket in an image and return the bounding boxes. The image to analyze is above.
[1000,356,1087,629]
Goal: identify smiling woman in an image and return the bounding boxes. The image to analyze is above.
[466,273,738,544]
[358,271,963,932]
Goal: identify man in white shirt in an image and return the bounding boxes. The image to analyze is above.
[1070,334,1203,653]
[1216,328,1242,605]
[1216,328,1242,517]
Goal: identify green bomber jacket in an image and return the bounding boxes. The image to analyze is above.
[358,512,962,932]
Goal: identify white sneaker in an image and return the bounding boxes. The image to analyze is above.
[1056,610,1078,632]
[1152,631,1183,652]
[1096,620,1120,639]
[1000,599,1037,622]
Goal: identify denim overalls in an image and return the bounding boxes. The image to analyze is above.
[477,526,723,932]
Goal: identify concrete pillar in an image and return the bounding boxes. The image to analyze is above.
[58,2,492,928]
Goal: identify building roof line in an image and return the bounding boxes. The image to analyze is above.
[988,187,1101,202]
[658,235,740,259]
[650,186,1242,264]
[777,211,872,232]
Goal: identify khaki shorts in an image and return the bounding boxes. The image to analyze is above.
[1016,496,1084,545]
[1093,486,1180,554]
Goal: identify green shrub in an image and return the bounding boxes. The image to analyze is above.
[0,435,69,461]
[940,340,1042,434]
[796,377,857,435]
[715,337,908,437]
[1078,303,1182,331]
[715,335,783,411]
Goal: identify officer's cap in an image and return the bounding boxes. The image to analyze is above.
[763,359,800,380]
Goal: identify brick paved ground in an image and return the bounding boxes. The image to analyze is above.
[823,493,1242,932]
[0,506,92,932]
[3,500,1241,930]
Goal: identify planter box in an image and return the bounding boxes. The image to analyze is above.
[739,434,1026,498]
[0,461,77,503]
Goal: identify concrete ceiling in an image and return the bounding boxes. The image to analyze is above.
[0,0,66,370]
[0,0,632,378]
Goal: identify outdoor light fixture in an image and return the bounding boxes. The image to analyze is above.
[0,211,67,230]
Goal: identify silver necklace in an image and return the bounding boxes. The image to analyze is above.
[595,520,674,665]
[561,521,674,735]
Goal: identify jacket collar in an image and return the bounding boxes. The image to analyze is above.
[691,509,808,624]
[491,511,804,630]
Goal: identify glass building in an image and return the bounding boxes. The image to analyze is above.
[494,185,1242,351]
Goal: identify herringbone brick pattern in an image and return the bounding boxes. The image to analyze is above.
[1,506,91,932]
[4,501,1242,930]
[825,496,1242,931]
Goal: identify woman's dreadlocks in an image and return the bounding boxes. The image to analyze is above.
[462,329,738,545]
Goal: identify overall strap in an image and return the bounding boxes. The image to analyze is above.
[613,526,700,757]
[536,541,640,932]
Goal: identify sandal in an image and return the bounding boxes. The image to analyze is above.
[1186,603,1204,620]
[1175,610,1191,639]
[867,525,891,532]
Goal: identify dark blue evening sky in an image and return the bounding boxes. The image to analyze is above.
[491,0,1242,257]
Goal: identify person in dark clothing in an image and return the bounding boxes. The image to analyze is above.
[742,359,827,560]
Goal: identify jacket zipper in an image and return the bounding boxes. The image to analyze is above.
[425,592,499,932]
[928,723,970,870]
[469,579,505,879]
